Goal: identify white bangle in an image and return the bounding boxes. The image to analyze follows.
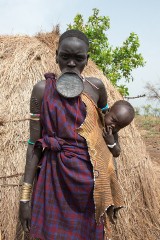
[20,200,30,203]
[107,142,116,148]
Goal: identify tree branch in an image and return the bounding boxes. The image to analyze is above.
[124,94,146,99]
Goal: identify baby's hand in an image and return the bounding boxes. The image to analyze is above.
[106,126,113,135]
[103,127,115,145]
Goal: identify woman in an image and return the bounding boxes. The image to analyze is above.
[19,29,123,240]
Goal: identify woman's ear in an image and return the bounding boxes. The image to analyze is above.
[56,50,58,63]
[87,54,89,64]
[85,54,89,66]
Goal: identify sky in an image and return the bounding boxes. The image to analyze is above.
[0,0,159,111]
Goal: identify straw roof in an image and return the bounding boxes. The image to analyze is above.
[0,30,160,240]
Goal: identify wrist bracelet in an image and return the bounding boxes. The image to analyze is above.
[28,139,35,145]
[20,200,30,203]
[101,103,109,111]
[20,182,32,202]
[107,142,116,148]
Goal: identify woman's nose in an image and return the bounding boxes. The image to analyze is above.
[67,60,76,67]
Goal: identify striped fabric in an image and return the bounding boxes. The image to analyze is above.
[30,73,104,240]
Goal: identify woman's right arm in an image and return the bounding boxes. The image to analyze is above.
[19,80,45,232]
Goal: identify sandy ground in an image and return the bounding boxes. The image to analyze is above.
[135,116,160,182]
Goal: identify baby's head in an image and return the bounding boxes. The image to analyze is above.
[104,100,135,133]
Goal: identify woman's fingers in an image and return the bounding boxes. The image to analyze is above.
[27,219,31,231]
[23,220,29,232]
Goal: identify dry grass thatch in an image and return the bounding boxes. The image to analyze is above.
[0,29,160,240]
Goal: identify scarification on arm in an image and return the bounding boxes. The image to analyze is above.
[30,96,42,143]
[24,80,45,184]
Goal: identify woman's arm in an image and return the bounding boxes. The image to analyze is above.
[19,80,45,232]
[23,80,45,183]
[97,80,108,113]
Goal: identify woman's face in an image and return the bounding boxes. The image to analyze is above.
[56,37,89,75]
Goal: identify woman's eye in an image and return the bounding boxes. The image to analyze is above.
[76,56,84,61]
[61,55,68,59]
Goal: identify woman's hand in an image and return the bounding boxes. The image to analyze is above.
[19,201,31,232]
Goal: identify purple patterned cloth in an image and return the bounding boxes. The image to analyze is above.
[30,73,104,240]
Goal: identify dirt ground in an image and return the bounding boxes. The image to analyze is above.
[135,115,160,165]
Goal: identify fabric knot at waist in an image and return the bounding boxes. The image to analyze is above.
[35,135,88,158]
[35,135,65,152]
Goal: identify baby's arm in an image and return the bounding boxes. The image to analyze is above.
[103,127,121,157]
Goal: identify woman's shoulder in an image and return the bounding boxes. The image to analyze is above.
[33,80,46,91]
[86,77,105,89]
[31,80,46,102]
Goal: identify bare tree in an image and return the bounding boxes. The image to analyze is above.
[145,82,160,102]
[124,94,145,100]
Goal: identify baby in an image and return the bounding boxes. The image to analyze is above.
[103,100,135,157]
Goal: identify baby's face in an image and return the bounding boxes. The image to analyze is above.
[105,103,134,133]
[104,112,122,133]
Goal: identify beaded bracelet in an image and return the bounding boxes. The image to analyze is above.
[27,139,35,145]
[101,104,109,111]
[30,113,40,121]
[30,113,40,117]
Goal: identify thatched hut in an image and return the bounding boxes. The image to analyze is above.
[0,29,160,240]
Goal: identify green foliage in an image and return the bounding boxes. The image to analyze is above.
[67,8,145,96]
[151,107,160,117]
[137,104,160,117]
[134,107,141,115]
[142,104,152,116]
[141,104,160,117]
[135,115,160,133]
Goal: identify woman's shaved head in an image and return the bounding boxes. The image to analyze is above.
[59,30,89,49]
